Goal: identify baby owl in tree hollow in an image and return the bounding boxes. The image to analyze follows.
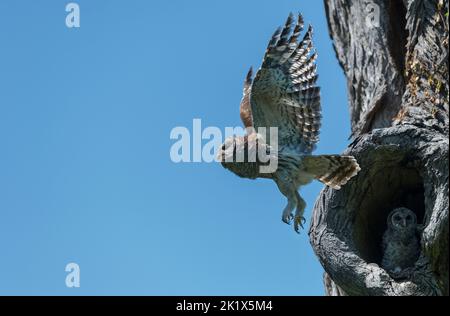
[217,13,361,233]
[381,207,421,277]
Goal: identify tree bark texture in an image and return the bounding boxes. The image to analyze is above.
[309,0,449,296]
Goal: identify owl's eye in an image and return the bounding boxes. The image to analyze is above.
[394,215,402,222]
[406,215,412,221]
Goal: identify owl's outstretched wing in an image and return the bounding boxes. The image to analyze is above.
[249,13,321,153]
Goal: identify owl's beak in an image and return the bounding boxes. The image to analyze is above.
[402,219,407,228]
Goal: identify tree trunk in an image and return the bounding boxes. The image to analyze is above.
[309,0,449,296]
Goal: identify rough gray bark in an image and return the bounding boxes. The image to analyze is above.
[309,0,449,296]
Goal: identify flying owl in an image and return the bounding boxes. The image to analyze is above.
[217,13,361,233]
[381,207,421,277]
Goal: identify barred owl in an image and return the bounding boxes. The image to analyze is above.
[217,13,360,232]
[381,207,420,277]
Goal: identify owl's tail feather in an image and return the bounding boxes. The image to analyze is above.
[302,155,361,190]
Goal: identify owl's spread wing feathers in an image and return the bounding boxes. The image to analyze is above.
[248,13,321,152]
[240,67,254,128]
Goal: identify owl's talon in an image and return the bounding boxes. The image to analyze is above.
[282,212,294,225]
[294,216,306,233]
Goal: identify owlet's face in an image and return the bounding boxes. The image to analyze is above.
[389,208,417,232]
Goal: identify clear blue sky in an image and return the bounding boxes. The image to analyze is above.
[0,0,350,295]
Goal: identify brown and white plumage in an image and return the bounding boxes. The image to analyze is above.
[219,13,360,233]
[240,67,254,129]
[250,12,321,153]
[302,155,360,190]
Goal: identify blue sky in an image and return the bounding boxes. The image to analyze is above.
[0,0,350,295]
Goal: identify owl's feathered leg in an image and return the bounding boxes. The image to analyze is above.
[281,194,296,225]
[275,178,306,232]
[275,178,297,225]
[294,191,306,233]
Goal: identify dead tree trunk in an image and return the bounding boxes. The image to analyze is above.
[309,0,449,296]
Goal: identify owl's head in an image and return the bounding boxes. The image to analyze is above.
[388,207,417,232]
[217,136,241,164]
[217,135,253,179]
[217,134,264,163]
[217,133,274,179]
